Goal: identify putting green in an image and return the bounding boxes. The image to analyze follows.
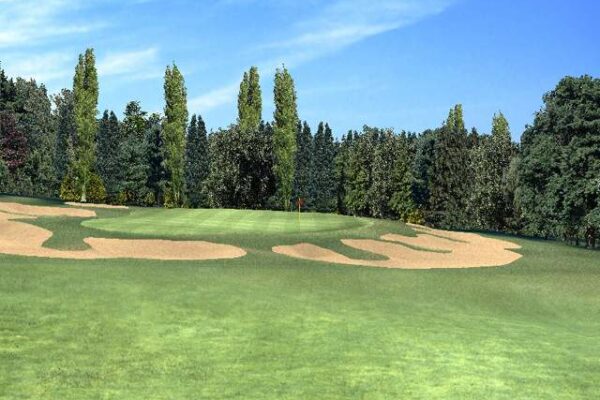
[83,208,370,235]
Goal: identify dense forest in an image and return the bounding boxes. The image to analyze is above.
[0,49,598,247]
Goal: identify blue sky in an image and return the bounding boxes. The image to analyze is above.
[1,0,598,140]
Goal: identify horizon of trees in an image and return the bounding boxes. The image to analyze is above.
[0,50,598,248]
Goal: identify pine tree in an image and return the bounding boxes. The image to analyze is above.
[237,66,262,133]
[145,113,165,205]
[273,66,298,210]
[334,131,354,214]
[185,114,210,207]
[470,112,514,230]
[53,89,76,185]
[313,122,337,211]
[388,133,416,220]
[345,127,379,216]
[293,121,314,208]
[0,111,27,172]
[0,66,17,112]
[70,48,100,202]
[412,129,436,211]
[162,63,188,207]
[118,101,149,205]
[429,104,470,228]
[96,110,121,201]
[13,79,55,196]
[369,130,394,218]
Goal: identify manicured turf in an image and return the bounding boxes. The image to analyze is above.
[83,207,370,235]
[0,196,599,399]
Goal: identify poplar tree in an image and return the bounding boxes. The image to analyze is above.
[185,114,210,207]
[273,66,298,210]
[70,48,100,202]
[162,63,188,207]
[237,66,262,133]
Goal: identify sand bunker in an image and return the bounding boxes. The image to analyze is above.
[0,212,245,261]
[0,202,96,218]
[273,224,522,269]
[65,202,129,210]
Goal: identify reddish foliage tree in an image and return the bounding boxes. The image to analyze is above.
[0,112,28,171]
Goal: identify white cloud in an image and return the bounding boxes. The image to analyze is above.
[2,52,73,84]
[190,0,453,112]
[97,48,161,79]
[0,0,103,48]
[189,83,239,113]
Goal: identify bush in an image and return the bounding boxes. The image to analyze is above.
[143,191,156,207]
[163,189,175,208]
[406,208,425,225]
[59,170,81,201]
[87,173,107,203]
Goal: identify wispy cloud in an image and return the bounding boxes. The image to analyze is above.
[189,0,453,112]
[97,48,162,79]
[2,52,73,84]
[189,83,239,113]
[0,0,103,48]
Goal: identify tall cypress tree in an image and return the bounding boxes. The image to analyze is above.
[162,63,188,207]
[185,114,210,207]
[429,104,469,228]
[237,66,262,133]
[70,48,100,202]
[273,66,298,210]
[96,110,121,201]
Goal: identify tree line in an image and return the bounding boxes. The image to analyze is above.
[0,49,598,247]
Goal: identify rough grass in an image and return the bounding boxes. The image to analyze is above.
[0,195,599,399]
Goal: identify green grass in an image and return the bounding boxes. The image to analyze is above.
[0,195,599,399]
[82,207,371,235]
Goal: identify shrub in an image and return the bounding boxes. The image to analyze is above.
[143,191,156,207]
[406,208,425,225]
[87,173,107,203]
[59,170,81,201]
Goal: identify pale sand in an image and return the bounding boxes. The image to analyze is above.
[0,212,246,261]
[65,202,129,210]
[0,202,96,218]
[272,224,522,269]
